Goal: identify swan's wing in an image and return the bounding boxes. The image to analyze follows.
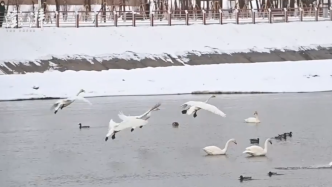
[138,102,161,120]
[50,99,64,111]
[117,118,148,131]
[245,145,263,152]
[118,111,135,121]
[184,101,226,117]
[203,146,223,154]
[107,119,118,137]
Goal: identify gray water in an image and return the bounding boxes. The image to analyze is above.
[1,93,332,187]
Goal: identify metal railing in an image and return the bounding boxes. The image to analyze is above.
[0,7,331,28]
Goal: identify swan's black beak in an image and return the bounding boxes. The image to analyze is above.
[269,141,272,144]
[105,137,108,141]
[182,110,187,114]
[234,142,237,145]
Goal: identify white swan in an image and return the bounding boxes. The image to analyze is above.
[329,162,332,167]
[203,138,237,155]
[50,89,91,114]
[245,111,260,123]
[243,138,272,156]
[117,103,161,132]
[105,118,148,141]
[182,95,216,118]
[181,100,226,118]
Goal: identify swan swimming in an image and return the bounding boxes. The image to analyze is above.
[181,100,226,118]
[203,138,237,155]
[50,89,91,114]
[117,103,161,132]
[243,138,272,156]
[181,95,216,118]
[245,111,260,123]
[105,118,148,141]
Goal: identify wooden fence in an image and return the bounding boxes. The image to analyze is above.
[1,7,331,28]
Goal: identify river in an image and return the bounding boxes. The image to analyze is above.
[1,93,332,187]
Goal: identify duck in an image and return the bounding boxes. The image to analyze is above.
[180,100,226,118]
[278,133,287,139]
[181,95,216,118]
[78,123,90,129]
[268,171,284,177]
[285,132,292,137]
[172,122,179,128]
[239,175,252,181]
[243,138,272,156]
[203,139,237,155]
[250,138,259,144]
[245,111,260,123]
[105,118,148,141]
[50,89,91,114]
[117,103,161,132]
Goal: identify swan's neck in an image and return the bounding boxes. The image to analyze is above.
[76,91,83,96]
[223,140,232,151]
[264,139,269,152]
[205,96,213,103]
[255,114,259,120]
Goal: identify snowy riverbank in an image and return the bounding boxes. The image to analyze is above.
[0,60,332,101]
[1,22,332,74]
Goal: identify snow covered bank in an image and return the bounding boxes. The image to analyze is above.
[0,60,332,101]
[1,22,332,74]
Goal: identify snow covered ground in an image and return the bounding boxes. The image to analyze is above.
[0,22,332,65]
[0,60,331,101]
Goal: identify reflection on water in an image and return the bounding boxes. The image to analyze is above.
[1,93,332,187]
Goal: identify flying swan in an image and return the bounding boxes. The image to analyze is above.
[105,118,148,141]
[203,138,237,155]
[50,89,91,114]
[243,138,272,157]
[181,95,216,118]
[245,111,260,123]
[181,100,226,118]
[117,103,161,132]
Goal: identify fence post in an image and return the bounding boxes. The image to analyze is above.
[284,8,288,22]
[202,10,206,25]
[150,13,154,26]
[252,9,255,24]
[168,10,172,26]
[114,11,117,27]
[235,9,239,24]
[132,11,136,27]
[315,7,318,21]
[268,8,272,23]
[299,8,303,21]
[185,10,189,25]
[219,9,223,24]
[55,11,59,27]
[75,11,79,28]
[95,11,98,27]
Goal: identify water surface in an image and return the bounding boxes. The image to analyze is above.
[1,93,332,187]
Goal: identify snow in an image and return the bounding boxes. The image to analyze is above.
[1,22,332,64]
[0,60,331,101]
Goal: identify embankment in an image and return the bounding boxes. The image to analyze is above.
[1,22,332,74]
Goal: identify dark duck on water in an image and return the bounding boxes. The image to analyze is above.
[239,175,253,182]
[79,123,90,129]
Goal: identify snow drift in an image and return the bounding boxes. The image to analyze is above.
[0,60,332,101]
